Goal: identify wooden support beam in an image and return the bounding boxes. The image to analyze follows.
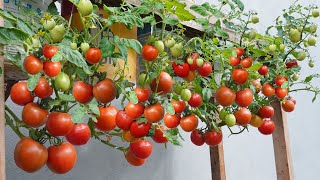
[271,101,294,180]
[210,139,226,180]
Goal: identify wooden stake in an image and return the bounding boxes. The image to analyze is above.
[210,143,226,180]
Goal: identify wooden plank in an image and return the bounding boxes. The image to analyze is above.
[271,101,294,180]
[210,143,226,180]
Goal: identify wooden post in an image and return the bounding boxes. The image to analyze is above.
[271,101,294,180]
[210,143,226,180]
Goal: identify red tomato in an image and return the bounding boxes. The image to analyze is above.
[115,110,134,130]
[231,69,248,85]
[42,45,59,59]
[164,113,181,128]
[188,93,203,107]
[258,65,269,75]
[275,88,288,99]
[130,139,153,159]
[235,88,253,107]
[172,62,190,78]
[282,100,295,112]
[251,79,262,93]
[125,102,145,119]
[180,114,198,132]
[43,60,61,77]
[152,126,168,143]
[172,100,186,114]
[72,81,93,104]
[230,56,241,66]
[204,130,223,146]
[47,142,77,174]
[286,61,298,69]
[184,70,196,81]
[197,62,212,77]
[262,83,275,97]
[95,106,118,131]
[142,45,158,61]
[22,102,48,128]
[275,76,287,86]
[234,107,252,126]
[46,112,74,136]
[34,77,53,98]
[288,97,297,105]
[240,57,252,68]
[65,123,91,145]
[14,138,48,173]
[186,52,200,70]
[122,131,137,142]
[215,86,236,106]
[10,82,34,106]
[125,150,145,166]
[258,120,275,135]
[23,54,43,75]
[93,79,117,104]
[258,106,274,118]
[151,72,173,95]
[144,103,164,123]
[130,122,152,138]
[134,87,151,102]
[85,48,102,64]
[190,129,205,146]
[235,47,245,57]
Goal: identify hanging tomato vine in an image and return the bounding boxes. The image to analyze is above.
[0,0,319,174]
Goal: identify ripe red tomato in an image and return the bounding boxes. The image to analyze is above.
[93,78,117,104]
[42,45,59,59]
[180,114,198,132]
[251,79,262,93]
[172,62,190,78]
[115,110,134,130]
[240,57,252,68]
[172,100,186,114]
[125,150,145,166]
[231,69,248,85]
[235,88,253,107]
[164,113,181,128]
[95,106,118,131]
[275,76,287,86]
[10,82,34,106]
[85,48,102,64]
[275,88,288,98]
[23,54,43,75]
[142,45,158,61]
[262,83,275,97]
[258,106,274,118]
[134,87,151,102]
[197,62,212,77]
[43,60,61,77]
[122,131,137,142]
[22,102,48,128]
[190,129,205,146]
[235,47,245,57]
[184,70,196,81]
[286,61,298,69]
[216,86,236,106]
[130,122,152,138]
[130,139,153,159]
[234,107,252,125]
[14,138,48,173]
[288,97,297,105]
[188,93,203,107]
[34,77,53,98]
[152,126,168,143]
[230,56,241,66]
[125,102,145,119]
[46,112,74,136]
[204,130,223,146]
[65,123,91,145]
[47,142,77,174]
[186,52,200,70]
[258,65,269,75]
[258,120,275,135]
[144,103,164,123]
[72,81,93,104]
[282,100,295,112]
[151,72,173,95]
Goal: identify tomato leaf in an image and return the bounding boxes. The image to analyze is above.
[47,2,59,15]
[202,88,212,102]
[0,27,30,45]
[100,37,115,58]
[59,94,75,102]
[0,9,17,23]
[4,51,25,70]
[128,91,138,104]
[16,19,34,35]
[148,125,156,136]
[281,81,289,88]
[190,4,209,16]
[166,103,175,115]
[231,0,244,11]
[142,16,157,25]
[163,17,179,26]
[71,105,86,123]
[87,99,100,116]
[51,51,64,62]
[248,62,263,71]
[304,74,320,83]
[165,0,195,21]
[27,73,41,91]
[136,117,148,124]
[164,128,182,146]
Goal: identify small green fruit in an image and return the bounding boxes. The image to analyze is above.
[180,89,192,101]
[249,30,257,39]
[164,38,175,48]
[292,74,299,81]
[296,51,307,61]
[49,24,65,43]
[77,0,93,16]
[196,58,204,67]
[154,40,165,53]
[70,42,78,50]
[312,9,320,18]
[269,44,277,52]
[289,29,301,43]
[251,15,259,24]
[279,44,285,51]
[80,42,90,53]
[219,109,228,121]
[310,24,317,33]
[309,61,315,68]
[308,36,317,46]
[224,114,236,127]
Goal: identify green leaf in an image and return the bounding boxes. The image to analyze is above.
[51,51,64,62]
[71,105,86,123]
[165,0,195,21]
[0,27,30,45]
[166,103,175,115]
[281,81,289,88]
[304,74,320,83]
[59,94,75,102]
[121,38,142,54]
[128,91,138,104]
[202,88,212,102]
[47,2,59,15]
[248,62,263,71]
[136,118,148,124]
[148,125,156,137]
[4,51,25,69]
[27,73,41,91]
[100,37,115,58]
[16,19,34,35]
[87,99,100,116]
[163,17,179,26]
[164,128,182,146]
[232,0,244,11]
[190,5,209,16]
[142,16,156,25]
[0,9,17,23]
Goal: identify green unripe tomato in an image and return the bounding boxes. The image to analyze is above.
[249,30,257,39]
[224,114,236,127]
[180,89,192,101]
[251,15,259,24]
[297,26,303,32]
[54,72,71,92]
[289,29,301,43]
[292,74,299,81]
[308,36,317,46]
[138,73,148,87]
[164,38,176,48]
[32,38,40,48]
[43,19,56,30]
[296,51,307,61]
[174,84,184,95]
[309,61,315,68]
[269,44,277,52]
[312,9,320,18]
[304,41,309,47]
[279,44,285,51]
[77,0,93,16]
[196,58,204,67]
[187,57,193,65]
[49,24,65,43]
[170,43,183,58]
[80,42,90,53]
[154,40,165,53]
[70,42,78,50]
[219,109,228,121]
[310,24,317,33]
